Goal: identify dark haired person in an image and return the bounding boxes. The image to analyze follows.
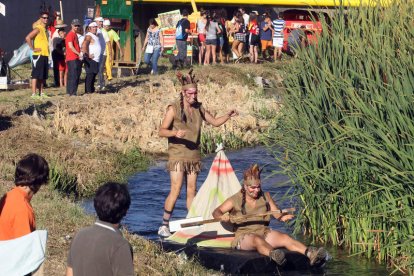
[173,9,191,69]
[204,13,221,65]
[158,70,238,237]
[66,182,133,276]
[25,11,50,99]
[66,19,83,96]
[142,18,164,75]
[213,164,328,267]
[0,153,49,240]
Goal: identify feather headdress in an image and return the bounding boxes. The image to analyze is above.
[176,69,198,90]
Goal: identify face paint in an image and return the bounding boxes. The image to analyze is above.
[184,88,198,104]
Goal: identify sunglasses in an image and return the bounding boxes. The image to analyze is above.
[42,17,49,19]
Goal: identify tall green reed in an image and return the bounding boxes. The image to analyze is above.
[266,1,414,273]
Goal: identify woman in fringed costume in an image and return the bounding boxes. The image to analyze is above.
[213,164,328,267]
[158,70,238,237]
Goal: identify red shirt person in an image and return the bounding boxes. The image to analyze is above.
[0,154,49,240]
[65,19,83,96]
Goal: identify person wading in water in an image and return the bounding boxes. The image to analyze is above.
[158,70,238,237]
[213,164,328,267]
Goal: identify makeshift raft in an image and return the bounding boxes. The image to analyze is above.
[164,148,326,273]
[160,240,325,274]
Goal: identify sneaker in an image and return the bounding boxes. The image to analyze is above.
[308,247,327,266]
[269,249,287,266]
[31,94,41,100]
[158,225,172,238]
[40,93,50,99]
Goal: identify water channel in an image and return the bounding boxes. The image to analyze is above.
[84,146,390,275]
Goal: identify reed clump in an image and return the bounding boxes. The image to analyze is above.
[267,1,414,274]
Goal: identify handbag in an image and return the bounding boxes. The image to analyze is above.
[145,45,154,54]
[228,34,234,43]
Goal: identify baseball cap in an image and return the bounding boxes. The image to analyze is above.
[103,19,111,26]
[94,17,104,22]
[71,19,81,26]
[89,22,98,27]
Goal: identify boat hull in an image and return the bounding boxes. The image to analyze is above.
[160,240,326,274]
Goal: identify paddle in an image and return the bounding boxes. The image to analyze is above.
[169,208,296,232]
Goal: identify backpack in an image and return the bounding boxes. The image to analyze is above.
[175,19,184,40]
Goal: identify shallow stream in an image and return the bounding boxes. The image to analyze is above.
[84,146,389,275]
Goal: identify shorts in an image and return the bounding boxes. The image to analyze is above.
[57,59,66,71]
[273,37,284,48]
[249,34,260,46]
[261,40,273,50]
[31,55,49,80]
[198,34,206,43]
[206,39,217,46]
[235,33,246,43]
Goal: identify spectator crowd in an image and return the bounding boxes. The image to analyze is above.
[25,8,307,99]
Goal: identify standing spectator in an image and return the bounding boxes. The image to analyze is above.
[95,17,110,90]
[52,20,67,87]
[225,12,236,62]
[82,22,101,94]
[173,9,191,69]
[248,13,260,63]
[215,14,226,64]
[238,7,250,26]
[231,14,246,61]
[66,182,134,276]
[103,19,123,82]
[287,25,307,58]
[142,18,164,75]
[196,10,207,65]
[272,13,286,61]
[25,11,50,99]
[0,153,49,241]
[52,27,67,87]
[65,19,83,96]
[260,13,273,60]
[204,14,221,65]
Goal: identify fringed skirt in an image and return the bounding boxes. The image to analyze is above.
[166,160,202,174]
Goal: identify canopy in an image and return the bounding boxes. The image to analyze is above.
[167,149,240,247]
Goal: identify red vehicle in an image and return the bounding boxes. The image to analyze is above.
[282,9,325,52]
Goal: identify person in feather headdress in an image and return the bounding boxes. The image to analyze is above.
[157,69,238,238]
[213,164,328,267]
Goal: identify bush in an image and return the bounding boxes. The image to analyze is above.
[267,1,414,273]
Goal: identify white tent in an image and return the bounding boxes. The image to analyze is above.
[167,149,241,247]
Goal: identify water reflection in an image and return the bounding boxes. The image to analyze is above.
[83,146,389,275]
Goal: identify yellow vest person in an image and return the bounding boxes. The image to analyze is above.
[102,20,123,81]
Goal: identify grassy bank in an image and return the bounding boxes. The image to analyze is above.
[0,62,283,274]
[266,1,413,274]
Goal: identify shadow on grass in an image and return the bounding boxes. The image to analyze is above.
[0,116,12,131]
[12,101,53,117]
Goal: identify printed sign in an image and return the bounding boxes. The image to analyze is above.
[158,10,181,30]
[0,2,5,16]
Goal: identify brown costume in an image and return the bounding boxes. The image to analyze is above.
[166,100,206,173]
[229,191,271,248]
[166,70,205,173]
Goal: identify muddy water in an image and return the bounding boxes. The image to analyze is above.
[84,146,389,275]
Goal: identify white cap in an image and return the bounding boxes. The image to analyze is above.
[94,17,104,22]
[89,22,98,27]
[103,19,111,26]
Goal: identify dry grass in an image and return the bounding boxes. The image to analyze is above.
[0,61,284,274]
